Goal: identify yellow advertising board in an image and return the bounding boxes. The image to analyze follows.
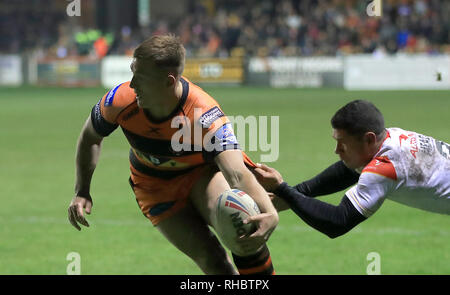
[184,58,243,84]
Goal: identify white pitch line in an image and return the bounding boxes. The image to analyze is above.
[0,216,150,227]
[1,216,449,236]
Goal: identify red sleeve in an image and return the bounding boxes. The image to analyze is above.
[362,156,397,180]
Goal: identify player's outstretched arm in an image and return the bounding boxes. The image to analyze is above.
[293,161,360,197]
[273,182,366,238]
[254,163,371,238]
[68,114,104,231]
[214,150,279,247]
[267,192,291,212]
[254,161,359,198]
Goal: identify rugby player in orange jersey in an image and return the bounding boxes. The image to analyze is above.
[67,34,278,275]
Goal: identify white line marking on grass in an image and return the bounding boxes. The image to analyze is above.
[2,216,450,237]
[1,216,150,227]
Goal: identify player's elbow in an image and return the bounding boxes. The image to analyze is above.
[325,230,345,239]
[78,131,102,148]
[79,115,104,146]
[323,224,353,239]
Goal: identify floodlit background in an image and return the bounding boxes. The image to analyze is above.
[0,0,449,274]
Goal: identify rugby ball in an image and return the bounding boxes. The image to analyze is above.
[214,189,261,256]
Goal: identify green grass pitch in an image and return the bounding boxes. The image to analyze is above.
[0,86,448,274]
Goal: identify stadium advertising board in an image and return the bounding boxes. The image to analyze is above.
[36,57,100,87]
[0,55,23,86]
[248,57,343,88]
[344,54,450,90]
[183,58,244,84]
[101,56,133,89]
[102,56,244,88]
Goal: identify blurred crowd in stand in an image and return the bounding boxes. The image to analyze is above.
[1,0,449,59]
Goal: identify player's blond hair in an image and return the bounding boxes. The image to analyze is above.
[134,34,185,76]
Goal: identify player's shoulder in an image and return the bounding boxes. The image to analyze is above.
[382,127,418,161]
[99,81,136,122]
[361,156,397,181]
[385,127,421,147]
[102,81,136,108]
[373,128,406,165]
[182,77,227,128]
[184,77,221,109]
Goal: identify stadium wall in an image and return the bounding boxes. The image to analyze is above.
[101,56,244,88]
[2,54,449,90]
[343,54,450,90]
[247,55,449,90]
[247,57,344,88]
[99,54,450,90]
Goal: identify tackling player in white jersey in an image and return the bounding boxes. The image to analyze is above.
[251,100,449,238]
[345,127,449,217]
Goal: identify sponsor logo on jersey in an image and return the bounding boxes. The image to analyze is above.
[199,106,224,128]
[409,134,419,158]
[400,132,435,159]
[104,83,123,106]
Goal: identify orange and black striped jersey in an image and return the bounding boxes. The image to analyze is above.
[91,77,252,179]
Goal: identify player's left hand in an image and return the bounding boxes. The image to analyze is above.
[236,211,278,251]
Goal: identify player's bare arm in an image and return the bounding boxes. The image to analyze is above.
[214,150,279,246]
[68,114,104,231]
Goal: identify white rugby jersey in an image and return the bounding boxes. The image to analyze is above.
[346,128,450,217]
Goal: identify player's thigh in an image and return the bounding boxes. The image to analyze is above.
[188,165,230,227]
[155,201,226,261]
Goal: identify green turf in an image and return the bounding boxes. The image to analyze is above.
[0,86,449,274]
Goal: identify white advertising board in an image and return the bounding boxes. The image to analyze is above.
[0,55,22,86]
[101,56,133,89]
[344,54,450,90]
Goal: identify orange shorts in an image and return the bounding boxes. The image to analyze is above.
[128,153,257,226]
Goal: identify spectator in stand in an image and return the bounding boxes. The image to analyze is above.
[1,0,448,58]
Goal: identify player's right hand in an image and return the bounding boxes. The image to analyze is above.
[237,211,278,251]
[68,195,93,231]
[253,163,284,192]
